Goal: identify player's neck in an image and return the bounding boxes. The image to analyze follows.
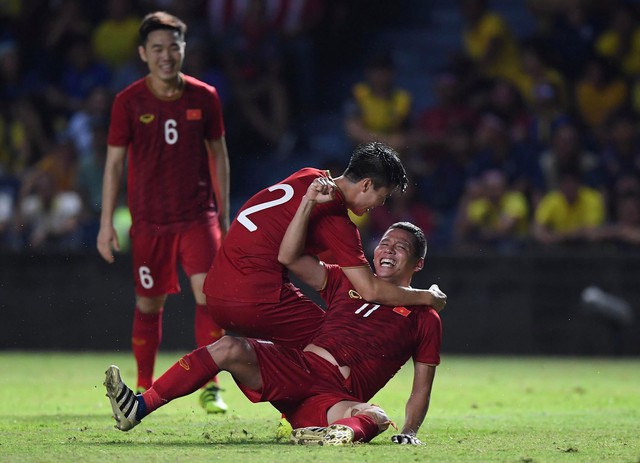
[332,176,352,203]
[146,73,184,98]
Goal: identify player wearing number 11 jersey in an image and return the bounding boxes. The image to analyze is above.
[97,12,230,413]
[104,215,443,445]
[203,142,447,348]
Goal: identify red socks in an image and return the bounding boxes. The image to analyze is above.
[333,414,381,443]
[141,346,220,414]
[194,303,224,387]
[132,307,162,391]
[132,305,223,392]
[194,304,225,347]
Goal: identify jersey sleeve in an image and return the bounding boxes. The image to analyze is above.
[204,85,225,140]
[308,206,369,269]
[319,264,342,307]
[413,308,442,366]
[107,94,131,146]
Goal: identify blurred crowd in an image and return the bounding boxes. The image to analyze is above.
[344,0,640,255]
[1,0,640,255]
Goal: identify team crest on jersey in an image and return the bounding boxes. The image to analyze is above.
[139,114,155,124]
[348,289,362,299]
[187,109,202,120]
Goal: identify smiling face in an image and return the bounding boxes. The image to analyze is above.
[373,227,424,286]
[139,29,185,84]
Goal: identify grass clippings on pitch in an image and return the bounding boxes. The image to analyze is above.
[0,352,638,463]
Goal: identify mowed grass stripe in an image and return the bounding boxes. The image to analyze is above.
[0,352,638,462]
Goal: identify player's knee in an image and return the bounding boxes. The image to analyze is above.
[207,336,251,368]
[135,295,166,313]
[352,404,391,432]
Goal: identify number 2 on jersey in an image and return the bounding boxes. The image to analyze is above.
[237,184,294,232]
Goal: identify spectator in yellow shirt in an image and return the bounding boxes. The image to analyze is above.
[455,169,529,252]
[91,0,141,70]
[575,55,628,142]
[533,167,605,245]
[459,0,522,85]
[344,51,412,154]
[595,3,640,79]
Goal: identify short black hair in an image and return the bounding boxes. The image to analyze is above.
[139,11,187,45]
[343,142,408,193]
[388,222,427,259]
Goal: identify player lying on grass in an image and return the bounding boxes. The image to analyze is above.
[105,179,445,445]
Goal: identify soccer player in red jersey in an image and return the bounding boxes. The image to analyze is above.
[203,141,446,349]
[105,177,445,445]
[97,12,230,413]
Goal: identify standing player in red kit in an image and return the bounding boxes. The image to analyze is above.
[204,141,447,350]
[97,11,230,414]
[104,176,443,445]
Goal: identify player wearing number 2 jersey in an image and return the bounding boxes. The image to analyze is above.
[97,12,230,413]
[203,142,446,348]
[104,206,444,445]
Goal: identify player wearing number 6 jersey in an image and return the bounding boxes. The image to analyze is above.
[97,11,230,413]
[203,141,446,348]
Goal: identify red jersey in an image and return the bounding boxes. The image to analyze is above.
[204,168,370,303]
[108,74,225,234]
[311,264,442,402]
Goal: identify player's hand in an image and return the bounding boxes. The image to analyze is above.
[391,434,423,445]
[97,225,120,263]
[428,284,447,312]
[306,177,336,204]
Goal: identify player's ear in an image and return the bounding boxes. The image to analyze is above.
[413,258,424,272]
[138,45,148,63]
[361,178,372,192]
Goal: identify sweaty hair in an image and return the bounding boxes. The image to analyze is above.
[388,222,427,259]
[139,11,187,45]
[343,142,408,193]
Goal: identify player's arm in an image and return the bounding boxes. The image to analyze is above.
[205,137,231,234]
[342,266,447,311]
[391,361,436,445]
[278,178,335,291]
[97,145,126,263]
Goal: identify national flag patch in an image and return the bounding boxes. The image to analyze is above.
[393,306,411,317]
[187,109,202,120]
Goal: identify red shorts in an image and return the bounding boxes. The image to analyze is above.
[237,339,358,428]
[206,283,325,348]
[131,221,221,297]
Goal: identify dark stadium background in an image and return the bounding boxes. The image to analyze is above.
[1,1,638,355]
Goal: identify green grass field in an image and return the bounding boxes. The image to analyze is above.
[0,352,638,463]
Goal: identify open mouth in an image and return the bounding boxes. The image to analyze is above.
[159,63,175,73]
[379,258,396,268]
